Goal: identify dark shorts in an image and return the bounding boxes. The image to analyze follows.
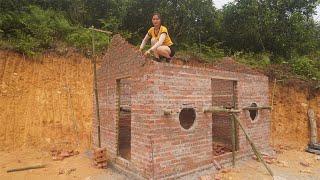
[169,45,176,57]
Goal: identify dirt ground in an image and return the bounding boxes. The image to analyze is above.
[0,147,126,180]
[215,146,320,180]
[1,146,320,180]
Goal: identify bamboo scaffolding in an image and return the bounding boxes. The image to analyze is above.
[92,26,101,148]
[204,106,241,113]
[66,84,79,146]
[120,106,131,112]
[242,106,272,110]
[230,114,236,166]
[232,113,274,177]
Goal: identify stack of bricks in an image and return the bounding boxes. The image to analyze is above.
[93,148,107,168]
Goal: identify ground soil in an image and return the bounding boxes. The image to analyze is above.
[214,147,320,180]
[1,51,320,179]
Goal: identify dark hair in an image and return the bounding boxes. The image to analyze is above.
[152,13,161,20]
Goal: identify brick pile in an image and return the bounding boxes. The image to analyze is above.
[93,148,107,168]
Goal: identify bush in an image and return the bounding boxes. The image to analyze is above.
[290,56,320,81]
[234,51,271,68]
[0,6,73,57]
[66,27,110,53]
[177,42,225,62]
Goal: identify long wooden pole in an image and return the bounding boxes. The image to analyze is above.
[308,109,318,144]
[66,84,79,146]
[7,165,46,173]
[230,114,236,166]
[92,26,101,148]
[242,106,272,110]
[232,113,274,177]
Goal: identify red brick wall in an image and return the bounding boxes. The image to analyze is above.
[93,35,153,178]
[93,35,271,179]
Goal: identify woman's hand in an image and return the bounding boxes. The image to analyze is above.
[144,49,151,58]
[138,48,143,56]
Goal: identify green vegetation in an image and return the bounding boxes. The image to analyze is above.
[0,0,320,86]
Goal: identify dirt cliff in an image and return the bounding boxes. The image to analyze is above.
[0,51,95,150]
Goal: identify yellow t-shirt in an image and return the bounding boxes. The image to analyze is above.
[147,26,173,46]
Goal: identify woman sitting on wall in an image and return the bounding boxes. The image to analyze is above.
[139,13,176,63]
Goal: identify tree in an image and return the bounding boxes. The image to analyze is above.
[222,0,320,58]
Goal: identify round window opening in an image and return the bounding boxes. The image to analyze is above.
[179,108,196,130]
[249,103,258,121]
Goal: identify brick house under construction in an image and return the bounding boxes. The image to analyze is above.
[92,35,271,179]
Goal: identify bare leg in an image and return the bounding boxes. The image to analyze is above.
[151,38,171,58]
[156,46,171,58]
[151,38,160,58]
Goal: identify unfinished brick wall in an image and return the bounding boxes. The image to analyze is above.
[93,35,271,179]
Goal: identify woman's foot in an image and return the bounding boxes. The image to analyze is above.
[153,57,161,62]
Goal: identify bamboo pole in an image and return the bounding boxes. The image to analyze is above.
[232,113,274,177]
[120,106,131,112]
[92,28,112,34]
[163,110,173,116]
[7,165,46,173]
[271,79,277,108]
[92,26,101,148]
[242,106,272,110]
[204,106,241,113]
[230,114,236,166]
[66,84,79,146]
[308,109,318,144]
[117,79,121,156]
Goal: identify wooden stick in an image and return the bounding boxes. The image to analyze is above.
[242,106,272,110]
[92,26,101,148]
[232,113,274,177]
[120,106,131,112]
[7,165,46,173]
[92,28,112,34]
[204,106,241,113]
[271,79,277,108]
[163,110,173,116]
[308,109,318,144]
[66,84,79,146]
[230,114,236,166]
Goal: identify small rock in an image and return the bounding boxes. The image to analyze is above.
[199,175,212,180]
[52,155,64,161]
[58,168,65,175]
[301,103,308,108]
[300,169,312,174]
[276,160,289,167]
[273,176,286,180]
[60,151,71,157]
[315,155,320,160]
[66,168,76,175]
[266,159,275,164]
[214,173,221,180]
[220,169,232,173]
[300,162,311,167]
[17,160,21,163]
